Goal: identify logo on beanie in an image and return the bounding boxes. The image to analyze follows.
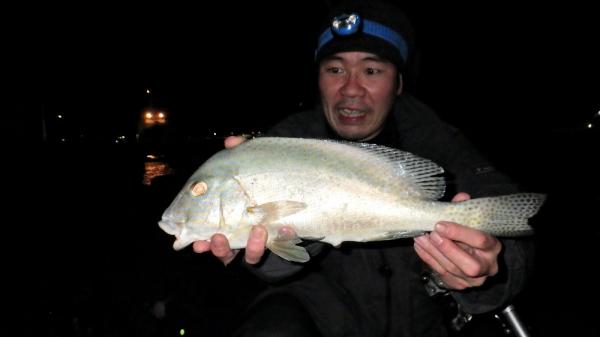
[332,13,362,36]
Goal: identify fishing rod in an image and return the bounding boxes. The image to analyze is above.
[422,271,532,337]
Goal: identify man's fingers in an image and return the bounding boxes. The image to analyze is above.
[193,240,211,253]
[433,223,501,277]
[245,225,268,265]
[210,233,236,263]
[435,222,500,251]
[277,226,297,240]
[225,136,247,149]
[415,234,465,278]
[431,230,492,278]
[193,225,267,265]
[193,236,238,266]
[451,192,471,203]
[414,238,470,290]
[414,237,445,273]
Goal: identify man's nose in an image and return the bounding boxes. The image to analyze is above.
[340,73,365,97]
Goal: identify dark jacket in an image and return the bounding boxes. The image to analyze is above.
[244,93,534,337]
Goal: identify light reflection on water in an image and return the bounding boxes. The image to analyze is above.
[143,160,174,186]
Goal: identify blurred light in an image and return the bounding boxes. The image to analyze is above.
[57,114,63,119]
[213,132,217,136]
[146,89,151,94]
[142,110,167,126]
[587,123,593,129]
[179,328,185,336]
[597,110,600,116]
[146,154,157,159]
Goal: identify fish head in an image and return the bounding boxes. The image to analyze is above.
[158,173,250,250]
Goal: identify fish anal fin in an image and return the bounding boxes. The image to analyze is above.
[302,235,326,242]
[248,200,307,225]
[366,230,426,241]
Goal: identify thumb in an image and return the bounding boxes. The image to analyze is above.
[452,192,471,202]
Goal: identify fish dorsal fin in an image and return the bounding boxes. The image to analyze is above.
[326,140,446,200]
[226,137,445,200]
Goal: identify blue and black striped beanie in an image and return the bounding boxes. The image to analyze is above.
[315,1,414,71]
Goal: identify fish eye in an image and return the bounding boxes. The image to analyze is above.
[190,181,208,196]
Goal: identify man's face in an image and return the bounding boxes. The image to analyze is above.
[319,51,402,141]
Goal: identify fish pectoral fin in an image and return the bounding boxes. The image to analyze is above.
[248,200,307,225]
[267,237,310,263]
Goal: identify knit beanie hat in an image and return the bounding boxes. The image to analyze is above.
[315,0,414,70]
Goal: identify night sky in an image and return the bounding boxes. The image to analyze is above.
[6,2,600,142]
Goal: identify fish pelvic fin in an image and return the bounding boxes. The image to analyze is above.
[248,200,307,225]
[267,237,310,263]
[247,200,309,262]
[448,193,546,236]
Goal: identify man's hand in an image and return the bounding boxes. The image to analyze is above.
[192,225,268,265]
[224,135,247,149]
[192,136,271,266]
[413,192,503,290]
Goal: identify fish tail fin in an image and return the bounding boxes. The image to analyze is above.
[449,193,546,236]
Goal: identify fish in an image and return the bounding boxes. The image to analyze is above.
[158,137,545,263]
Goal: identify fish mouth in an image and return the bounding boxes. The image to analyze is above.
[159,219,195,251]
[158,219,184,235]
[172,236,195,251]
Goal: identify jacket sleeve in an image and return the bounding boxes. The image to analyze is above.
[451,237,534,314]
[242,243,327,283]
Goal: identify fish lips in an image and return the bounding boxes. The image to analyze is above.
[158,218,183,235]
[159,219,197,251]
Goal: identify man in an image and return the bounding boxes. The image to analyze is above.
[194,2,532,336]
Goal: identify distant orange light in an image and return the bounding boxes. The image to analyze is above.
[142,110,167,126]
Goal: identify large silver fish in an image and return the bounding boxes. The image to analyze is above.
[159,137,545,262]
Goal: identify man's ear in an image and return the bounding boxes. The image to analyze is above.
[396,73,404,95]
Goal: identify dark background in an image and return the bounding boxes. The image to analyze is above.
[3,1,599,336]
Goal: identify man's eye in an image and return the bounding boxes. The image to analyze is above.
[326,67,343,74]
[365,68,381,75]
